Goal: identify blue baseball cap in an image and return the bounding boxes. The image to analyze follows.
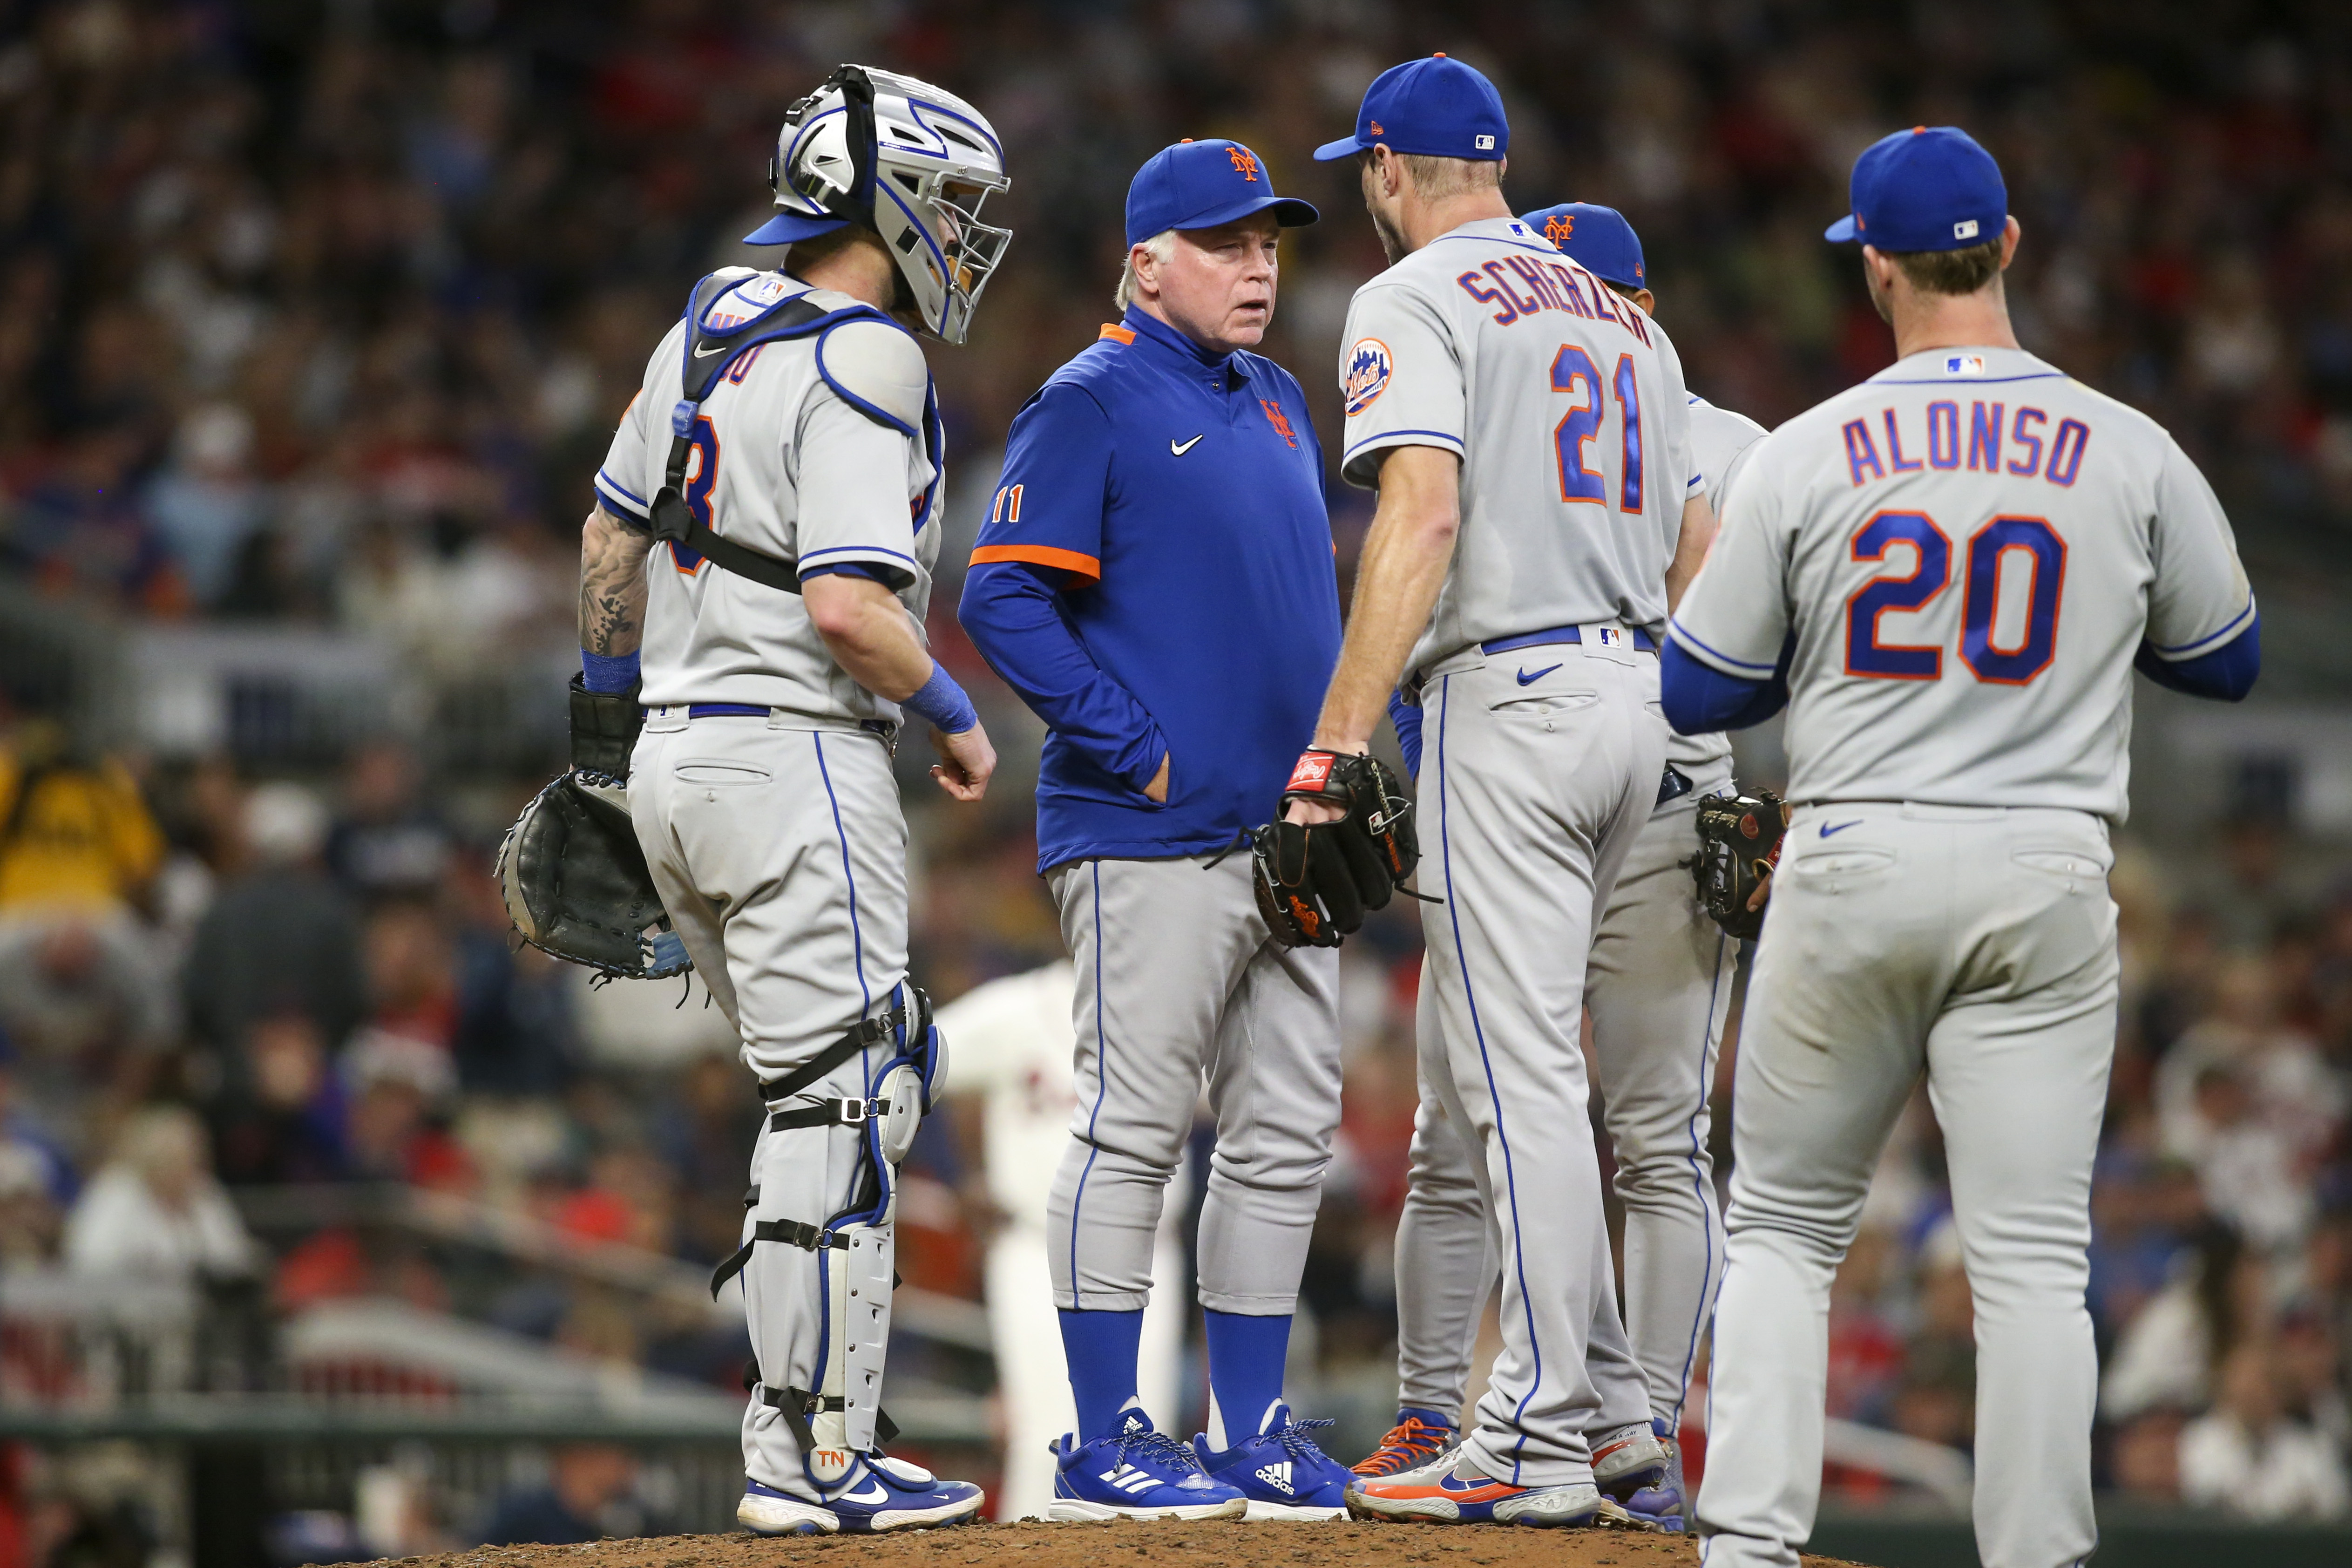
[1313,54,1508,163]
[1826,126,2007,252]
[1520,203,1644,289]
[1125,139,1317,248]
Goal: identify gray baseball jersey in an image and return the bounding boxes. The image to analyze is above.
[1687,345,2249,1568]
[1670,346,2252,819]
[596,276,942,722]
[1337,216,1700,674]
[1667,395,1765,775]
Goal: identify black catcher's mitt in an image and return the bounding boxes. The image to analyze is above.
[495,773,691,981]
[1691,788,1788,941]
[1250,749,1421,949]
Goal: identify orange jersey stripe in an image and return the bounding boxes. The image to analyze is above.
[969,543,1102,580]
[1098,323,1136,344]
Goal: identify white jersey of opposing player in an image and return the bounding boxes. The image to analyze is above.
[1670,394,1767,776]
[934,962,1080,1227]
[1337,217,1700,674]
[1671,346,2252,821]
[595,276,942,722]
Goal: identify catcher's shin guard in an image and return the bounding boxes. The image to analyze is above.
[806,1218,894,1480]
[720,986,945,1487]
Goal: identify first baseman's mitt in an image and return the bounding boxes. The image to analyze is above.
[1250,749,1422,949]
[1691,788,1788,941]
[496,774,691,980]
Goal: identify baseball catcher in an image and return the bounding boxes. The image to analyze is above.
[563,63,1011,1536]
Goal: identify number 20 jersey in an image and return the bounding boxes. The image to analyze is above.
[1670,346,2253,821]
[1337,216,1701,677]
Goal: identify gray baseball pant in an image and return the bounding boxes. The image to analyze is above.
[630,711,909,1501]
[1044,853,1342,1329]
[1695,803,2116,1568]
[1395,760,1737,1430]
[1417,637,1668,1486]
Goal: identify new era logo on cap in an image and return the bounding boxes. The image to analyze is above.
[1313,54,1509,163]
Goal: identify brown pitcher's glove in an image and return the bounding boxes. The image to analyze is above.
[1691,787,1788,940]
[1250,749,1421,949]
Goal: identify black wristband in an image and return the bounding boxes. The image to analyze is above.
[569,673,644,781]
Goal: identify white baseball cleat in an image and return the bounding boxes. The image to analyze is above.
[738,1479,840,1536]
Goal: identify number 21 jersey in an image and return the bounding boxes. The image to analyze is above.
[1671,346,2252,821]
[1337,216,1700,678]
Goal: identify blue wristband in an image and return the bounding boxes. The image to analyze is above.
[902,664,978,735]
[582,649,640,693]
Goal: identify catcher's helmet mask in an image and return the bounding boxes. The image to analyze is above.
[752,64,1012,345]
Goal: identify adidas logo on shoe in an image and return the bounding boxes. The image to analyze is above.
[1254,1460,1294,1495]
[1099,1465,1158,1495]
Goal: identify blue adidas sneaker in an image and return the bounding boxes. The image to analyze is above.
[1193,1403,1354,1520]
[1050,1409,1248,1521]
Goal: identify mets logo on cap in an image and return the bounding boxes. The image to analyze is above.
[1343,337,1392,417]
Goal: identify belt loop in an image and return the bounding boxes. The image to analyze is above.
[767,707,788,729]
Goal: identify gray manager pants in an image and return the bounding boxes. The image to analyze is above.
[1044,852,1342,1321]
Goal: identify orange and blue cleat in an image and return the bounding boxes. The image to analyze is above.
[1344,1453,1617,1527]
[1352,1411,1461,1478]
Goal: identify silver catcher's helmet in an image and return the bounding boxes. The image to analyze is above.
[745,64,1012,346]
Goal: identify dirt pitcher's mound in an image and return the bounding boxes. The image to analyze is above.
[370,1520,1874,1568]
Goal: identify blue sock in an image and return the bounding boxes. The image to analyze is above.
[1058,1308,1144,1443]
[1202,1309,1292,1450]
[1400,1404,1455,1430]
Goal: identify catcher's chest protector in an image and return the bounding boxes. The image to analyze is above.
[646,271,943,593]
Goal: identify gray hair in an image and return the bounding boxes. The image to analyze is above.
[1114,229,1179,311]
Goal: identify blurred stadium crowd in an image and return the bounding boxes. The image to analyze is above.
[0,0,2348,1552]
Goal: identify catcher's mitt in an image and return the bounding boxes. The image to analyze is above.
[1691,788,1788,940]
[1250,749,1422,949]
[495,773,691,980]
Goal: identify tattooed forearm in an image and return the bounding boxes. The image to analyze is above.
[579,506,654,655]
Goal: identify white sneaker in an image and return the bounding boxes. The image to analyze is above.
[1590,1421,1669,1492]
[738,1479,840,1536]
